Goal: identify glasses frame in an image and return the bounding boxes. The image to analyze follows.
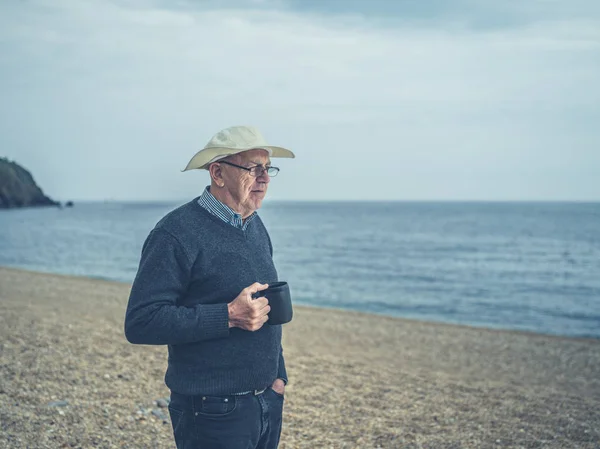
[219,160,280,177]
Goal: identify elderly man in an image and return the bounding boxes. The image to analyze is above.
[124,125,294,449]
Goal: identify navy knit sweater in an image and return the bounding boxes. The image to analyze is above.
[124,198,287,395]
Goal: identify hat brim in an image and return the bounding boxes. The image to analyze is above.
[182,146,295,171]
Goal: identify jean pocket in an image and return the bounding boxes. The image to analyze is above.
[168,406,185,437]
[270,387,285,400]
[196,395,237,417]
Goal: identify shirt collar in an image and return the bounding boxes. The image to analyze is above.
[197,186,257,230]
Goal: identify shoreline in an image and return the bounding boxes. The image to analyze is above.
[1,265,597,343]
[1,266,599,448]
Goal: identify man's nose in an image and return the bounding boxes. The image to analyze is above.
[257,171,270,183]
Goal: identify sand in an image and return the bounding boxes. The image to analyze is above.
[0,266,599,448]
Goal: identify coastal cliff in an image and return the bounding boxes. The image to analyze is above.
[0,158,60,209]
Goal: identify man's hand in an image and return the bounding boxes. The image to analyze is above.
[271,378,285,396]
[228,283,270,331]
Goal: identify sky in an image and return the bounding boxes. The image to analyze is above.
[1,0,599,202]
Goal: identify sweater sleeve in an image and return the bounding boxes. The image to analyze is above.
[124,228,230,345]
[277,346,288,385]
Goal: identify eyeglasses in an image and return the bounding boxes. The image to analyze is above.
[219,160,280,177]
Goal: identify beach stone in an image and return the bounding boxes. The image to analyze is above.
[48,400,69,407]
[136,407,151,416]
[151,409,168,421]
[155,398,169,408]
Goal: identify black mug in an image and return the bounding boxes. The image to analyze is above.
[252,281,293,325]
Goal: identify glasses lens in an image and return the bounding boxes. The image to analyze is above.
[250,166,279,177]
[249,166,263,177]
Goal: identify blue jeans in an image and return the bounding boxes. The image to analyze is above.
[168,387,284,449]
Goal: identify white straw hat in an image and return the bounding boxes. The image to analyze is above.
[182,125,295,171]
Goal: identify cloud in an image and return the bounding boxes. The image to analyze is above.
[0,0,599,200]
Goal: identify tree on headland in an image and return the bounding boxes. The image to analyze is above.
[0,157,60,209]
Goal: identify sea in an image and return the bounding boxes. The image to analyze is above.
[1,201,599,339]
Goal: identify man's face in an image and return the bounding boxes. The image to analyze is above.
[219,149,271,217]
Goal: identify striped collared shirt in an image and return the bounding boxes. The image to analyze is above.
[197,186,257,230]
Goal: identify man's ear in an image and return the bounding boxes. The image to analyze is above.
[209,163,225,188]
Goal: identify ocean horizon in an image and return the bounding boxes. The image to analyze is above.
[2,199,599,339]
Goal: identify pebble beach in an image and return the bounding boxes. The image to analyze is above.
[1,266,599,448]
